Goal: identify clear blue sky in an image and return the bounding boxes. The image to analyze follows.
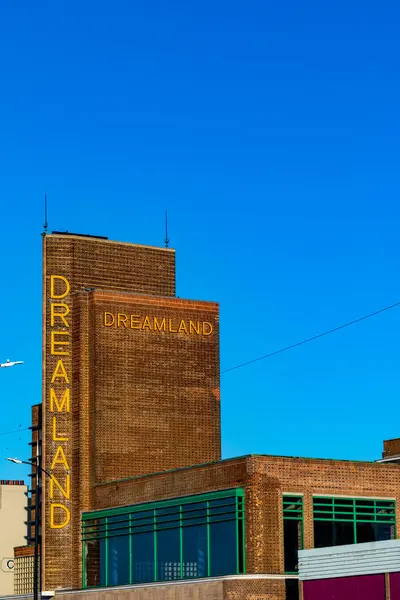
[1,0,400,482]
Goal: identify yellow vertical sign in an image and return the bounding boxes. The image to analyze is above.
[48,275,71,529]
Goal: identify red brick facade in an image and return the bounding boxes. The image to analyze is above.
[92,454,400,580]
[42,233,220,591]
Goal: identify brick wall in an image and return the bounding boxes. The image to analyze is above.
[91,291,220,482]
[53,577,286,600]
[42,234,219,592]
[92,454,400,583]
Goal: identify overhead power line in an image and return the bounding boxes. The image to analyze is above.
[0,426,30,438]
[222,299,400,374]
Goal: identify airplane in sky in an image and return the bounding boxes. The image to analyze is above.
[0,359,24,368]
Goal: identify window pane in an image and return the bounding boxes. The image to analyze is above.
[237,497,245,574]
[132,510,154,534]
[157,527,180,581]
[285,579,299,600]
[334,522,354,546]
[156,506,180,530]
[132,532,155,584]
[209,498,236,522]
[107,514,129,534]
[356,500,374,507]
[356,522,375,543]
[108,535,130,586]
[314,519,355,548]
[336,499,353,506]
[182,524,207,578]
[314,521,334,548]
[182,502,207,526]
[284,520,302,572]
[375,524,395,541]
[209,497,235,507]
[85,539,105,587]
[357,522,394,543]
[209,520,237,576]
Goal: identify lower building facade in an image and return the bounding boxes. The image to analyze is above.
[64,450,400,600]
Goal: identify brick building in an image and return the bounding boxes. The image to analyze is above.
[0,480,27,595]
[12,232,400,600]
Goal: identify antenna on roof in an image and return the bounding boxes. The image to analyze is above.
[42,193,48,236]
[164,210,170,248]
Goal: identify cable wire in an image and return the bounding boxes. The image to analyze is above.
[0,426,30,437]
[222,299,400,374]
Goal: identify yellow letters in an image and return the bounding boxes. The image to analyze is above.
[48,274,72,530]
[50,275,70,299]
[142,316,152,330]
[50,388,70,413]
[178,320,188,334]
[51,360,69,384]
[51,303,70,327]
[130,315,141,329]
[168,319,178,333]
[50,503,71,529]
[104,312,115,327]
[51,331,70,355]
[154,317,166,332]
[202,322,213,336]
[52,417,69,442]
[117,313,128,328]
[189,321,200,334]
[50,474,70,500]
[50,446,70,471]
[103,312,215,337]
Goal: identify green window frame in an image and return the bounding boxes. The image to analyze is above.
[313,496,396,547]
[82,488,245,588]
[282,495,304,574]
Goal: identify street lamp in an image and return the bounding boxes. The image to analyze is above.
[6,453,51,600]
[0,360,24,368]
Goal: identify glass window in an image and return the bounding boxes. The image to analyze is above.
[209,520,237,576]
[283,496,303,573]
[357,522,395,544]
[108,534,130,586]
[82,489,245,587]
[85,539,104,588]
[313,497,396,547]
[131,531,154,584]
[314,521,334,548]
[157,527,180,581]
[182,502,207,526]
[100,538,106,587]
[314,520,354,548]
[156,506,180,528]
[284,520,302,572]
[182,524,208,578]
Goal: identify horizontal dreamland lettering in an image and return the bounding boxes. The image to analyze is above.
[103,312,214,336]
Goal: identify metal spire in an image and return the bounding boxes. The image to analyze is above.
[43,193,48,235]
[164,210,170,248]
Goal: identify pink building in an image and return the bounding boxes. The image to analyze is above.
[299,540,400,600]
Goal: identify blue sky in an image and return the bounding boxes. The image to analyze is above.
[1,0,400,482]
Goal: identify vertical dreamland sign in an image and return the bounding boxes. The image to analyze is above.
[48,275,71,528]
[43,263,74,589]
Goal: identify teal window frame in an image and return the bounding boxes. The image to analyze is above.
[82,488,245,588]
[282,495,304,574]
[313,496,396,546]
